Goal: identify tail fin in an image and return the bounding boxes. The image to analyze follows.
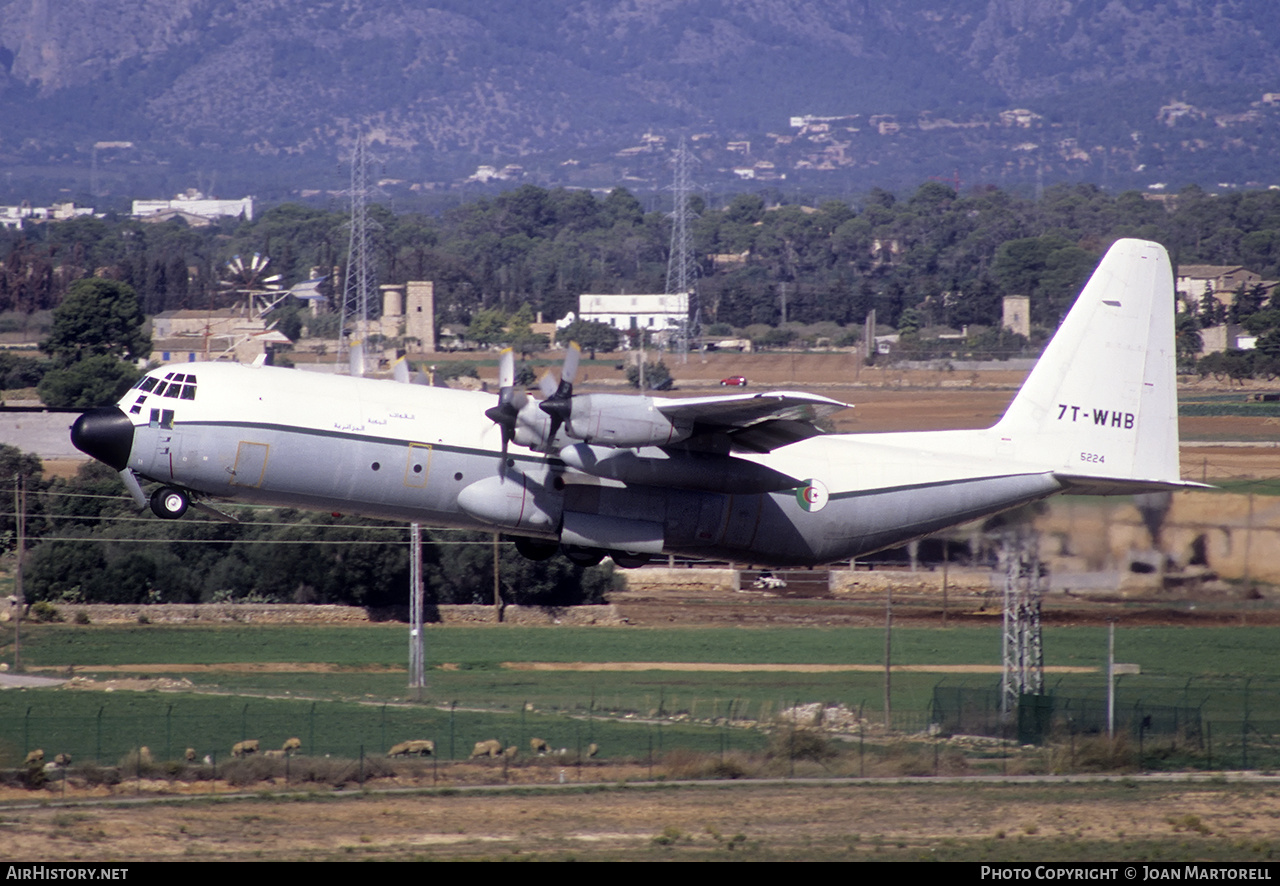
[994,238,1188,490]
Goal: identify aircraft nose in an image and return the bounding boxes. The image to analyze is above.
[71,406,135,471]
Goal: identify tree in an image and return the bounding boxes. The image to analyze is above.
[1174,313,1203,368]
[40,278,149,365]
[556,319,619,358]
[37,354,139,409]
[466,308,508,348]
[38,278,148,408]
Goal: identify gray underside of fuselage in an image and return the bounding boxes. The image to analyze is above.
[130,422,1064,566]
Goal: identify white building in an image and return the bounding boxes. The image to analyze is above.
[0,201,95,230]
[578,293,690,342]
[132,190,254,222]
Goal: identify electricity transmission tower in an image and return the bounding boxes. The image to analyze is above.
[665,137,701,360]
[339,133,375,375]
[1000,529,1045,720]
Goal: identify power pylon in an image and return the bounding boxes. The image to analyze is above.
[665,137,701,360]
[1000,529,1045,719]
[339,133,375,375]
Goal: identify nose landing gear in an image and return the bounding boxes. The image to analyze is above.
[150,486,190,519]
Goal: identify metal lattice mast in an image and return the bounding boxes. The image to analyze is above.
[665,137,701,360]
[339,133,375,372]
[1000,529,1045,719]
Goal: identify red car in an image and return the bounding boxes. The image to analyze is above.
[720,375,748,387]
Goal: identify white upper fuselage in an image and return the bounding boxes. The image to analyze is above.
[119,360,1054,502]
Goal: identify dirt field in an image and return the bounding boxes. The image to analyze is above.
[3,776,1277,861]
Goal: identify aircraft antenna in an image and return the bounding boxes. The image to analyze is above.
[665,137,701,362]
[999,529,1045,722]
[339,133,376,375]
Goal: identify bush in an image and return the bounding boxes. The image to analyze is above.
[625,359,672,390]
[767,728,836,762]
[661,749,757,780]
[29,600,62,623]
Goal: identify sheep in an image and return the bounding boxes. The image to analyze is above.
[530,737,549,755]
[232,739,260,758]
[40,752,70,773]
[469,739,502,759]
[264,749,285,758]
[409,739,434,756]
[388,739,435,757]
[138,746,152,764]
[282,737,302,753]
[503,745,518,759]
[587,743,599,758]
[24,749,44,765]
[185,748,197,762]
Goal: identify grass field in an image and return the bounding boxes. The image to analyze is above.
[4,622,1280,768]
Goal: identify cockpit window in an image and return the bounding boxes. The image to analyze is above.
[138,376,159,393]
[156,371,197,400]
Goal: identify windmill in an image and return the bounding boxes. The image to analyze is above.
[219,253,288,319]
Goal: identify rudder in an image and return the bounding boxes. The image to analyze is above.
[993,238,1181,485]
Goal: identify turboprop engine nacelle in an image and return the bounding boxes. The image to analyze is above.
[512,399,558,451]
[456,473,563,536]
[560,393,692,448]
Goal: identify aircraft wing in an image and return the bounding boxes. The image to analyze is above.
[655,391,850,450]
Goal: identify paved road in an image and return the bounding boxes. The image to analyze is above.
[0,411,83,459]
[0,671,66,688]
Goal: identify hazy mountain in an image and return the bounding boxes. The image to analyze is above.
[3,0,1278,199]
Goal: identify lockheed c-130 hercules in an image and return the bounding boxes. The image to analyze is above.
[71,238,1196,568]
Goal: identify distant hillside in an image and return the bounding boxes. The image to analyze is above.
[2,0,1279,198]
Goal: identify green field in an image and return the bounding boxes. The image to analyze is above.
[3,622,1280,768]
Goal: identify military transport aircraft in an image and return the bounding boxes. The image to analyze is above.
[70,238,1194,568]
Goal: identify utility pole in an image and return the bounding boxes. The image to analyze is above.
[883,586,892,729]
[408,523,425,698]
[492,534,502,622]
[12,474,24,673]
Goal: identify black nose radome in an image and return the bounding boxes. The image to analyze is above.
[71,406,135,471]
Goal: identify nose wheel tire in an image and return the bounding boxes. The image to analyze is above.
[150,486,190,520]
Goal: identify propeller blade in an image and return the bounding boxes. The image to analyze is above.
[538,342,582,448]
[561,342,581,389]
[348,340,364,378]
[485,349,519,476]
[497,348,515,390]
[392,355,411,384]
